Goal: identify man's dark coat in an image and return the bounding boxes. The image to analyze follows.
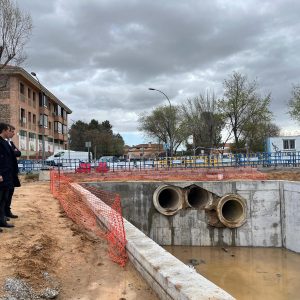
[0,136,14,189]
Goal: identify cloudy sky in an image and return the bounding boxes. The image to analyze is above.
[18,0,300,145]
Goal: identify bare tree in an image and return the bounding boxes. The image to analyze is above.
[0,0,32,69]
[181,92,223,154]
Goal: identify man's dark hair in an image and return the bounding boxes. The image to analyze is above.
[0,123,9,133]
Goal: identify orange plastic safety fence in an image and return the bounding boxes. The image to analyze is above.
[82,185,127,266]
[62,166,267,182]
[50,170,128,267]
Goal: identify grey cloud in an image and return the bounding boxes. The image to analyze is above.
[16,0,300,142]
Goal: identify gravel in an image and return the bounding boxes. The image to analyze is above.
[0,277,59,300]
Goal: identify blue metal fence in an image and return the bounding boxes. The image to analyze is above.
[17,151,300,173]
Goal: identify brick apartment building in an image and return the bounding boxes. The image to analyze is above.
[0,66,72,159]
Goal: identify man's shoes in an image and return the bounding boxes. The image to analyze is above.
[7,212,18,218]
[0,223,14,228]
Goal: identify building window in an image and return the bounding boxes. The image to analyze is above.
[28,88,31,98]
[39,93,48,107]
[19,82,24,94]
[20,108,26,126]
[283,139,295,150]
[19,130,27,137]
[54,121,62,133]
[55,104,63,117]
[62,124,67,134]
[39,114,48,128]
[44,96,49,107]
[33,114,36,124]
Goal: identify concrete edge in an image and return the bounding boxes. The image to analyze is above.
[71,183,235,300]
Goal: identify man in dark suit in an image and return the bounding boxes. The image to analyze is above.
[0,123,14,229]
[5,125,21,219]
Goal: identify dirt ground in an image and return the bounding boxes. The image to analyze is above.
[262,167,300,181]
[0,179,158,300]
[0,168,298,300]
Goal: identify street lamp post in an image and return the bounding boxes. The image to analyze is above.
[148,88,171,109]
[31,72,46,167]
[148,88,173,157]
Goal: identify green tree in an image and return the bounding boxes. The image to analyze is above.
[181,93,224,154]
[69,120,88,151]
[219,72,273,151]
[243,121,280,152]
[288,85,300,123]
[138,105,189,156]
[69,119,124,158]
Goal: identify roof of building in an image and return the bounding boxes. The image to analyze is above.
[131,143,160,148]
[0,65,72,113]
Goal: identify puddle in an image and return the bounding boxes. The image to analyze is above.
[164,246,300,300]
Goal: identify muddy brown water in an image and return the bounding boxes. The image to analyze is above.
[164,246,300,300]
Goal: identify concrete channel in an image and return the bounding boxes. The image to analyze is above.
[72,180,300,299]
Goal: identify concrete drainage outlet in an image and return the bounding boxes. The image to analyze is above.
[184,185,212,209]
[217,194,247,228]
[153,185,183,216]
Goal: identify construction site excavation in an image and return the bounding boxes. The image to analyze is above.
[1,167,300,300]
[46,167,300,300]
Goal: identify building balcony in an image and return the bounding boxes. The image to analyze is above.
[53,132,64,140]
[39,106,49,114]
[38,126,50,136]
[52,114,64,123]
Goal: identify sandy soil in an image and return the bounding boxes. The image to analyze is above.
[0,180,158,300]
[0,169,297,299]
[262,167,300,181]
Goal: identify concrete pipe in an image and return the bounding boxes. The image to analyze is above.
[153,185,183,216]
[216,194,247,228]
[184,185,212,209]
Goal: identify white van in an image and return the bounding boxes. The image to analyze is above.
[46,150,92,167]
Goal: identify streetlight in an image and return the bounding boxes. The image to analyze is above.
[31,72,46,167]
[148,87,173,158]
[148,88,172,109]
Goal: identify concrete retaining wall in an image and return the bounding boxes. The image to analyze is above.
[283,181,300,252]
[88,180,300,252]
